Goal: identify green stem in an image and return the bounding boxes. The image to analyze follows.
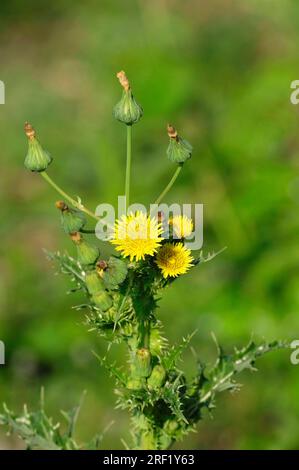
[154,164,183,205]
[41,171,100,222]
[125,124,132,208]
[140,318,150,349]
[80,228,96,234]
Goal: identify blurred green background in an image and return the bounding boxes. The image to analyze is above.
[0,0,299,450]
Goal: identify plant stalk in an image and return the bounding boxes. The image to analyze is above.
[41,171,100,222]
[125,124,132,209]
[154,164,183,205]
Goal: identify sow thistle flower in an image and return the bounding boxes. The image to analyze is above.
[169,214,193,239]
[110,211,162,261]
[156,242,193,278]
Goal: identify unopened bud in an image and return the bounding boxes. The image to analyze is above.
[147,364,166,390]
[24,122,52,172]
[92,291,113,312]
[70,233,99,265]
[113,71,143,125]
[133,348,152,378]
[166,124,192,164]
[126,377,146,390]
[85,271,105,295]
[101,257,128,290]
[56,202,86,234]
[163,419,179,435]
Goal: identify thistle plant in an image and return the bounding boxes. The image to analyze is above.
[0,72,287,450]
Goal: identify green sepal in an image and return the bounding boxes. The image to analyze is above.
[85,271,105,295]
[163,418,179,435]
[113,90,143,125]
[92,291,113,312]
[76,241,99,266]
[167,137,192,164]
[132,348,152,378]
[126,377,146,390]
[24,138,52,172]
[61,209,86,234]
[102,257,128,290]
[147,364,166,390]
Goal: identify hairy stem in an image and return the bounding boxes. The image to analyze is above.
[125,124,132,208]
[154,164,183,205]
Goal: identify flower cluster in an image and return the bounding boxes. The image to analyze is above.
[111,211,194,278]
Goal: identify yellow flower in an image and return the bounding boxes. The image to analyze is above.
[111,211,162,261]
[169,215,193,238]
[156,242,193,278]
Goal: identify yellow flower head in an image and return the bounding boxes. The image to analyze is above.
[111,211,162,261]
[156,242,193,278]
[169,215,193,239]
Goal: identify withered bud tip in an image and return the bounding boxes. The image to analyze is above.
[24,122,36,140]
[116,71,130,92]
[97,260,108,270]
[157,211,165,223]
[167,124,178,140]
[55,200,68,211]
[70,232,82,243]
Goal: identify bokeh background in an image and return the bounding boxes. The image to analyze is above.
[0,0,299,449]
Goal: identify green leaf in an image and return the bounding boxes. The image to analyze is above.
[199,338,288,408]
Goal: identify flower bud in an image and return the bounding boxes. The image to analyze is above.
[166,124,192,164]
[85,271,105,295]
[147,364,166,390]
[24,123,52,172]
[55,201,86,234]
[163,419,179,434]
[126,377,145,390]
[140,431,156,450]
[92,291,113,312]
[70,232,99,266]
[133,348,152,378]
[101,256,128,290]
[113,71,143,125]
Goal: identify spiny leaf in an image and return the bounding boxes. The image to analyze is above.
[45,250,85,287]
[162,331,197,370]
[92,351,127,386]
[199,339,288,408]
